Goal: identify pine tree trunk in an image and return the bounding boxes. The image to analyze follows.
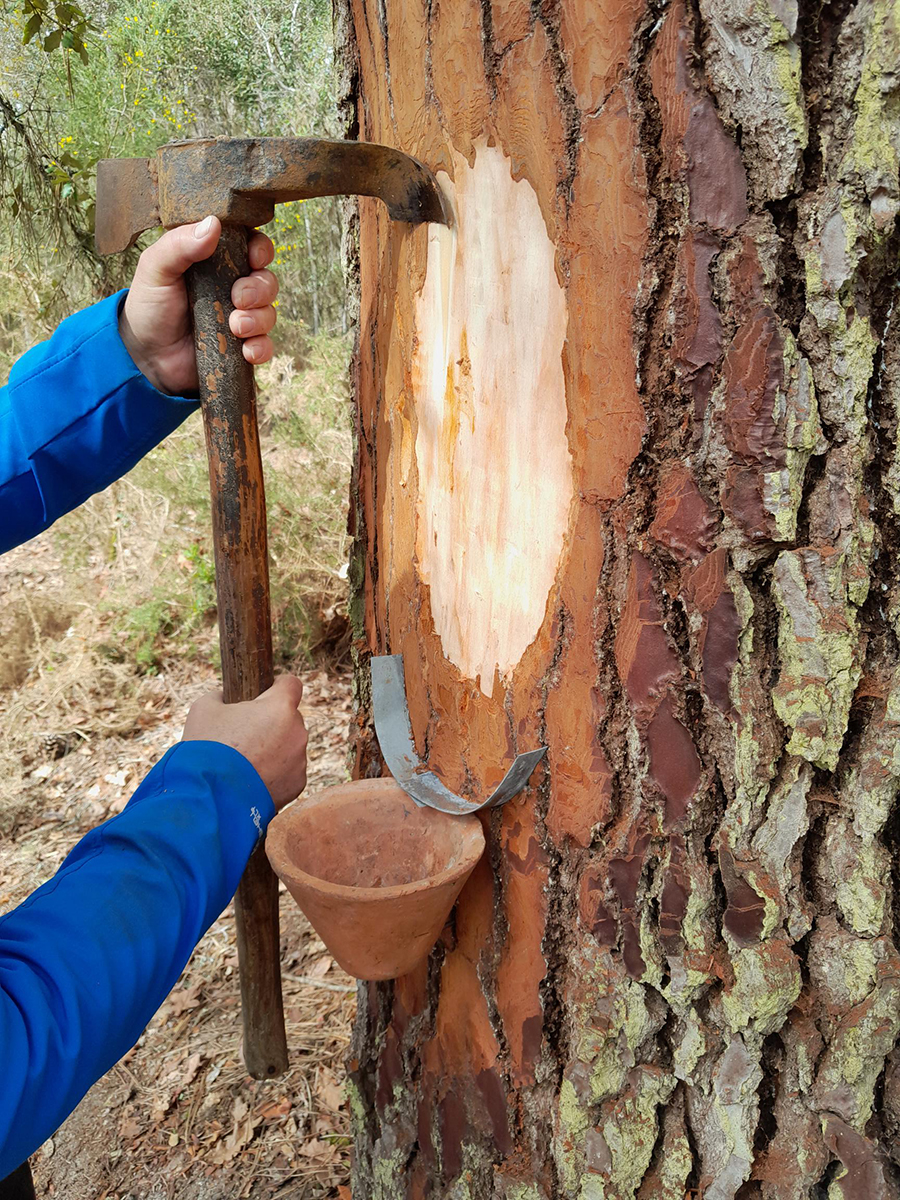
[335,1,900,1195]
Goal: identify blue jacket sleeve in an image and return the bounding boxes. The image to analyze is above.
[0,290,199,554]
[0,740,275,1177]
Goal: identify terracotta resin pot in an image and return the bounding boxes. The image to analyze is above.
[265,777,485,980]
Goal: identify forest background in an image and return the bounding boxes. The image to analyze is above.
[0,3,357,1197]
[0,0,352,676]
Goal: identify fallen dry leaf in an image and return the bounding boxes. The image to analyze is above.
[317,1068,345,1112]
[258,1097,292,1121]
[119,1115,142,1140]
[298,1138,336,1162]
[148,1053,202,1123]
[174,1051,203,1091]
[208,1095,261,1166]
[157,983,202,1022]
[149,1096,172,1125]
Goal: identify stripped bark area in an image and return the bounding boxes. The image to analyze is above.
[336,0,900,1195]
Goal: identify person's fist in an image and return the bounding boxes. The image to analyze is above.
[120,215,279,396]
[182,675,308,810]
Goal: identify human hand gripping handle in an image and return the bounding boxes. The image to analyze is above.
[183,677,309,811]
[118,215,278,395]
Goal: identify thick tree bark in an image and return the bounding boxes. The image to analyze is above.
[335,0,900,1196]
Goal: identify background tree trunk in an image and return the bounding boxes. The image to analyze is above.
[335,0,900,1195]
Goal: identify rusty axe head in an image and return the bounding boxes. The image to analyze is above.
[95,136,450,254]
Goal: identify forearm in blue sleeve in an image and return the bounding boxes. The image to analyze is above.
[0,740,274,1176]
[0,291,199,554]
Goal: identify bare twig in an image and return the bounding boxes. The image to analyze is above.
[282,974,357,994]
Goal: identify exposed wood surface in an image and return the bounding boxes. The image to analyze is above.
[411,144,573,692]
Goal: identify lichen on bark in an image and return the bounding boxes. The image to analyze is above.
[697,0,807,201]
[770,546,863,770]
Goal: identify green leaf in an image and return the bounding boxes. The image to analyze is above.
[43,28,62,51]
[75,37,88,64]
[61,29,74,47]
[22,13,43,43]
[60,181,74,199]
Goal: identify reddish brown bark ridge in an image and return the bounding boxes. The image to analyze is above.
[338,0,900,1196]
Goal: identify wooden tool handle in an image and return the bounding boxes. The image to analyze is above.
[187,225,288,1080]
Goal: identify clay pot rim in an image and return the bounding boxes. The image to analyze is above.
[266,779,485,902]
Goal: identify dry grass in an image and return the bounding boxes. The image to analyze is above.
[0,540,164,834]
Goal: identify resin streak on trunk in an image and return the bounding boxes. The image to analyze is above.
[338,0,900,1195]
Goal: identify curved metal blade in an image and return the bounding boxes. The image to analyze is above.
[237,138,451,226]
[371,655,546,815]
[95,157,159,254]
